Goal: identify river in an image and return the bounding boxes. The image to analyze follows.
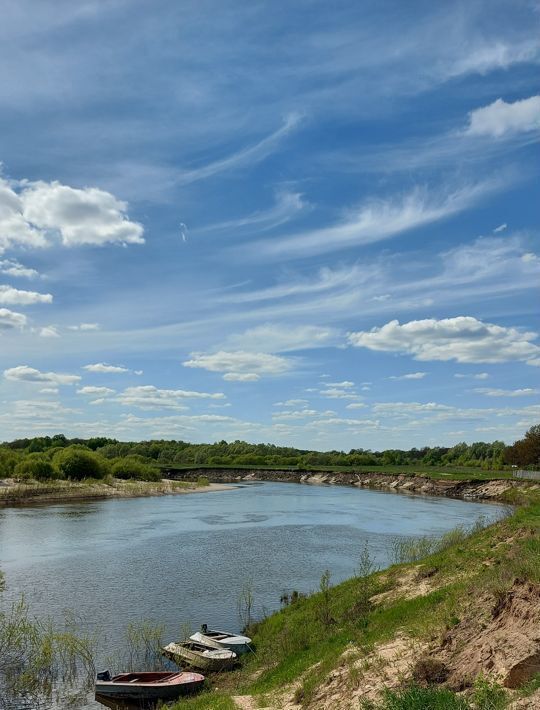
[0,481,508,708]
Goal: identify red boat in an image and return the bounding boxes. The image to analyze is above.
[95,670,205,702]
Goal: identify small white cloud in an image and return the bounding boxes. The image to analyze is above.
[474,387,539,397]
[4,365,80,385]
[346,402,367,410]
[116,385,225,410]
[325,380,355,388]
[348,317,540,365]
[83,362,130,373]
[77,386,116,396]
[465,95,540,138]
[0,285,52,305]
[183,350,294,380]
[68,323,100,331]
[0,259,38,278]
[39,387,59,394]
[493,223,507,233]
[389,372,427,380]
[0,308,27,330]
[39,325,60,338]
[454,372,489,380]
[223,372,260,382]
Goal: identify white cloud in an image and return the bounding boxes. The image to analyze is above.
[319,387,361,400]
[68,323,100,331]
[0,308,27,330]
[0,177,144,253]
[466,95,540,138]
[0,259,38,278]
[326,380,355,388]
[0,284,52,305]
[4,365,80,385]
[83,362,130,373]
[474,387,539,398]
[274,399,309,407]
[199,189,308,233]
[248,180,501,260]
[346,402,367,410]
[115,385,225,410]
[223,372,260,382]
[39,325,60,338]
[348,317,540,365]
[183,350,294,380]
[77,386,115,396]
[389,372,427,380]
[454,372,489,380]
[175,113,302,185]
[493,223,507,233]
[225,323,338,352]
[39,387,59,395]
[447,41,540,78]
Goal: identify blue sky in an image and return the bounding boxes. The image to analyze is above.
[0,0,539,449]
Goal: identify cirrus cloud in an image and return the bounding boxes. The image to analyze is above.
[348,316,540,365]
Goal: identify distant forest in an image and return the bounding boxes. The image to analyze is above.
[0,426,538,482]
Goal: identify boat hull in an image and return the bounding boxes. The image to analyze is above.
[190,631,251,655]
[95,671,204,701]
[162,641,236,672]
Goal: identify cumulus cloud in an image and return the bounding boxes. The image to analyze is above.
[4,365,81,385]
[0,284,52,305]
[474,387,539,397]
[183,350,294,381]
[39,326,60,338]
[389,372,427,380]
[77,386,116,396]
[83,362,130,373]
[466,95,540,138]
[0,177,144,253]
[0,259,38,278]
[116,385,225,410]
[0,308,27,330]
[348,317,540,365]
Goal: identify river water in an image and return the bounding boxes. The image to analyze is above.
[0,481,508,708]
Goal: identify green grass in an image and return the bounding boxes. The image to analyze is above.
[200,487,540,708]
[169,691,237,709]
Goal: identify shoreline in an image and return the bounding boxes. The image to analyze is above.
[162,467,537,503]
[0,478,235,508]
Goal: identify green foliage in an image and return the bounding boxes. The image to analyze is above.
[504,424,540,468]
[361,685,470,709]
[1,431,521,472]
[52,446,109,480]
[472,676,508,709]
[14,454,58,481]
[111,456,160,481]
[0,446,20,477]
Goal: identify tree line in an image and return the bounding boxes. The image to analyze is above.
[0,426,538,480]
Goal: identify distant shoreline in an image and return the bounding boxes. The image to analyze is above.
[0,478,234,508]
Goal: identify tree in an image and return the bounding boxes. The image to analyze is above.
[111,456,160,481]
[52,447,108,480]
[14,455,57,481]
[504,424,540,468]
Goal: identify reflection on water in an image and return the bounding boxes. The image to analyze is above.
[95,694,157,710]
[0,482,508,708]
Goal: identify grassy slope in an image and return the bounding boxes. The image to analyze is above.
[173,483,540,709]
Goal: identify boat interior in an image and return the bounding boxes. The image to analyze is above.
[112,672,180,684]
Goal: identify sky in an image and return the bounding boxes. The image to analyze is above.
[0,0,539,451]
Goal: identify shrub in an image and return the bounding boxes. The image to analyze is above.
[0,448,20,477]
[52,447,109,480]
[111,457,160,481]
[14,455,58,481]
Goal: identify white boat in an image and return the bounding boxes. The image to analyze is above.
[162,640,237,672]
[190,625,252,655]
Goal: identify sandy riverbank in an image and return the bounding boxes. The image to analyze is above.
[0,477,234,507]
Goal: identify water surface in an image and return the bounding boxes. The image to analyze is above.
[0,482,507,706]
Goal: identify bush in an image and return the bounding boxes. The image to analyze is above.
[0,448,20,477]
[14,455,58,481]
[52,447,109,480]
[111,457,160,481]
